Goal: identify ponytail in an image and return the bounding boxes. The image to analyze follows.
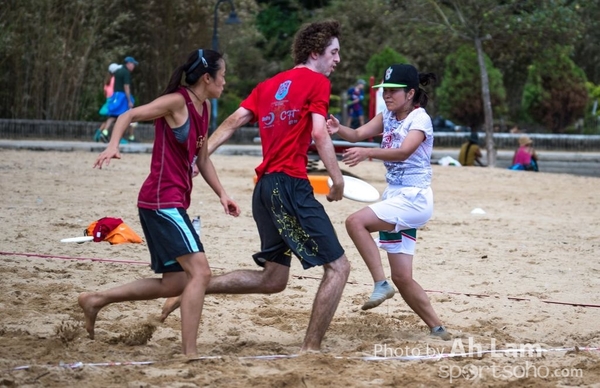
[413,72,437,108]
[162,49,224,95]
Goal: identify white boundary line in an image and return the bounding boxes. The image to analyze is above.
[8,347,599,371]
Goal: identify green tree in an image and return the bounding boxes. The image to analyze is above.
[2,0,599,134]
[583,82,600,134]
[315,0,408,95]
[437,45,506,131]
[573,2,600,85]
[255,1,302,64]
[522,47,588,133]
[395,0,583,166]
[486,0,585,127]
[0,0,119,120]
[365,48,407,82]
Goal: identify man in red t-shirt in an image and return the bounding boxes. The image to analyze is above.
[161,20,350,353]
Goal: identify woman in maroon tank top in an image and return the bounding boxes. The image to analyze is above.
[81,49,241,356]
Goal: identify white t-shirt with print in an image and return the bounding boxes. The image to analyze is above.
[380,107,433,188]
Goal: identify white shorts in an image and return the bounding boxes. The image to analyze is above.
[369,185,433,232]
[369,185,433,255]
[375,229,417,255]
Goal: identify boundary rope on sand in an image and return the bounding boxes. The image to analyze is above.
[8,347,600,371]
[1,251,599,309]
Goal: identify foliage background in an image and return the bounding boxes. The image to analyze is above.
[1,0,598,133]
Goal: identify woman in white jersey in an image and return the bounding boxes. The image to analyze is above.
[327,64,450,340]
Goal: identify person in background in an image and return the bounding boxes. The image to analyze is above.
[105,56,139,143]
[510,135,539,171]
[327,63,451,340]
[160,19,351,353]
[79,49,240,356]
[458,131,485,166]
[346,79,366,128]
[510,125,521,134]
[95,63,121,142]
[375,86,386,116]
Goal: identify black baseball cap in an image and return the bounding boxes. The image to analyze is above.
[372,64,419,90]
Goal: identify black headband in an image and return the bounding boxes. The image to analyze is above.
[188,49,208,73]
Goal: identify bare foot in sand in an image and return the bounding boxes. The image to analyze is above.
[160,296,181,322]
[78,292,103,339]
[299,345,322,354]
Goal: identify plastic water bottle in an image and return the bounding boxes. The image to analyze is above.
[192,216,201,238]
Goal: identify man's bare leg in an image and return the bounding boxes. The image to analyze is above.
[160,261,290,322]
[300,255,350,352]
[78,272,187,339]
[160,296,182,321]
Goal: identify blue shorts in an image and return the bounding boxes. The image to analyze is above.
[251,173,345,269]
[138,208,203,274]
[98,98,110,116]
[107,91,134,117]
[348,105,364,118]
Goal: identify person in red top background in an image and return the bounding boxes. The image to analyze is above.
[161,19,351,353]
[79,49,240,356]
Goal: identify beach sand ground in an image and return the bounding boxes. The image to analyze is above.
[0,149,599,387]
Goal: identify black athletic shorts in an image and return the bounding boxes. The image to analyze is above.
[138,207,204,274]
[251,173,344,269]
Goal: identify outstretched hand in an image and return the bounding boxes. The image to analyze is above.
[94,145,121,169]
[342,147,368,167]
[326,114,340,135]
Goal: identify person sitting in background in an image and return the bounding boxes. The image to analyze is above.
[510,135,539,171]
[458,131,485,166]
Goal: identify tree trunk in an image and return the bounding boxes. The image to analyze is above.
[475,37,496,167]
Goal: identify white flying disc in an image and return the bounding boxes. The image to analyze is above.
[61,236,94,243]
[327,176,380,202]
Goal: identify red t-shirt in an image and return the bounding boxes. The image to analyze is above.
[241,67,330,180]
[138,87,207,209]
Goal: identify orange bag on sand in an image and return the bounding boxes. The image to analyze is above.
[85,219,143,245]
[104,223,142,244]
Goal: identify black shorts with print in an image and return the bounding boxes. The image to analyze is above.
[251,172,345,269]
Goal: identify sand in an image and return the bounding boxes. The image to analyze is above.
[0,149,599,387]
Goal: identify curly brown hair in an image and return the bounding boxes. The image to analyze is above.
[291,20,341,65]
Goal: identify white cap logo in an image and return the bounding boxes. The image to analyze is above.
[385,67,393,80]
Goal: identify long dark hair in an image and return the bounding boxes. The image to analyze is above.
[162,49,224,95]
[412,72,436,108]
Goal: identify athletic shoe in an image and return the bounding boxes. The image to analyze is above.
[99,129,110,143]
[361,280,395,310]
[93,129,102,142]
[430,326,452,341]
[119,138,129,145]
